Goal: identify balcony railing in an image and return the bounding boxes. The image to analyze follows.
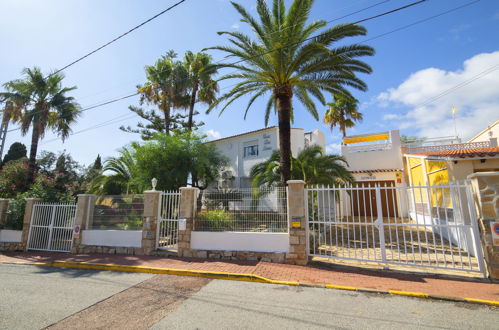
[344,143,392,153]
[405,141,491,154]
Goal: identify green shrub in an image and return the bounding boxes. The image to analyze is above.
[197,209,233,231]
[3,198,26,230]
[1,173,75,230]
[0,158,30,198]
[116,215,143,230]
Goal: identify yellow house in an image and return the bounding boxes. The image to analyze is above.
[404,120,499,187]
[341,120,499,214]
[403,121,499,209]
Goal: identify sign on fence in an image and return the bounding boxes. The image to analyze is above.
[491,222,499,246]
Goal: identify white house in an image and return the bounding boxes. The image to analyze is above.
[341,129,405,187]
[210,126,325,188]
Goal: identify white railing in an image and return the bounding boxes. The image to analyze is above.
[157,191,181,251]
[195,187,288,233]
[344,143,392,153]
[27,203,77,252]
[406,141,491,154]
[306,183,485,276]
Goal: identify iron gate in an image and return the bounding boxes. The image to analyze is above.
[27,203,77,252]
[156,191,181,251]
[306,183,485,276]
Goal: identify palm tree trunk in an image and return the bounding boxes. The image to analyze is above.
[27,125,39,185]
[276,94,292,186]
[187,80,199,131]
[340,108,347,138]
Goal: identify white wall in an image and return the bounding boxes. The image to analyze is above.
[81,230,142,247]
[0,230,22,242]
[342,130,404,172]
[213,127,279,183]
[290,128,305,156]
[468,120,499,142]
[213,127,326,186]
[191,232,289,252]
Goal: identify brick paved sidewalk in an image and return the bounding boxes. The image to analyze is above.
[1,251,498,302]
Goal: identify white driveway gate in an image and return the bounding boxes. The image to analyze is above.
[156,191,181,251]
[306,183,486,276]
[27,203,77,252]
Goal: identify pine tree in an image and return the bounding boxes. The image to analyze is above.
[2,142,27,166]
[93,155,102,170]
[55,153,67,173]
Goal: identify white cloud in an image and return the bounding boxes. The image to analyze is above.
[205,129,221,140]
[231,23,240,29]
[383,113,401,120]
[326,143,342,154]
[376,51,499,140]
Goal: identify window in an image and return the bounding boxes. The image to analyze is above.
[243,145,258,157]
[240,177,252,188]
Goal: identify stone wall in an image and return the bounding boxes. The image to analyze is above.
[177,181,308,265]
[0,241,24,252]
[177,187,198,258]
[285,180,307,265]
[468,172,499,280]
[72,245,143,255]
[187,249,286,263]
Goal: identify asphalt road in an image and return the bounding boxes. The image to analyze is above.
[1,264,498,330]
[153,280,499,330]
[0,264,154,330]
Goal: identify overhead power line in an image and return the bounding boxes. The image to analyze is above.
[75,0,392,103]
[7,0,429,135]
[226,0,430,67]
[413,63,499,109]
[57,1,492,142]
[50,0,188,77]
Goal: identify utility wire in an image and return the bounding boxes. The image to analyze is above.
[412,63,499,110]
[75,0,391,103]
[6,0,428,134]
[49,0,188,77]
[43,0,493,144]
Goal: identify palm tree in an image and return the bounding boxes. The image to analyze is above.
[324,95,362,138]
[251,145,354,188]
[89,146,142,195]
[183,51,219,131]
[138,53,189,135]
[0,67,81,184]
[206,0,373,185]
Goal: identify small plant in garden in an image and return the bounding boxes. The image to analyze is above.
[196,209,233,231]
[116,215,143,230]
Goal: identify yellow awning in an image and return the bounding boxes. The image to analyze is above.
[343,132,389,144]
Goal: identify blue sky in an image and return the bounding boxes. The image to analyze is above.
[1,0,498,166]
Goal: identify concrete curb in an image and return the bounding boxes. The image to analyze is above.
[2,260,498,307]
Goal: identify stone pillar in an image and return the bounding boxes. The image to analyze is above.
[71,194,96,253]
[22,198,42,251]
[141,190,161,255]
[0,199,9,227]
[286,180,307,265]
[468,172,499,280]
[177,187,199,258]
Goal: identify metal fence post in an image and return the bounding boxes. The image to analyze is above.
[375,186,387,264]
[23,198,42,251]
[465,183,487,278]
